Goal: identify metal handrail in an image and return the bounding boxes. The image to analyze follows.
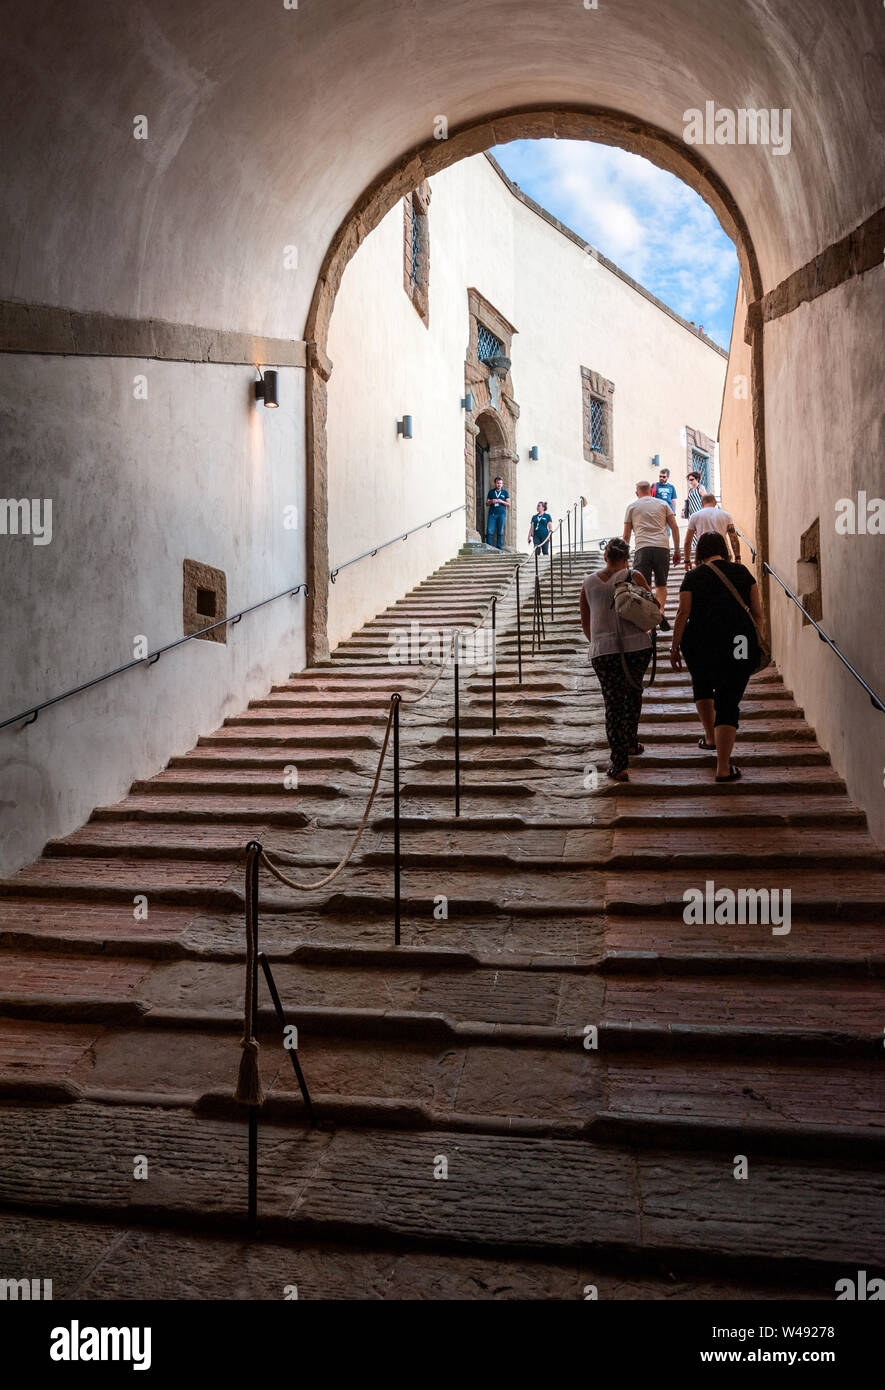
[763,564,885,713]
[712,526,881,710]
[0,581,309,732]
[330,504,466,583]
[734,525,757,561]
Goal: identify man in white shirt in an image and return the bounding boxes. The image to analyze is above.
[623,481,681,630]
[684,493,741,569]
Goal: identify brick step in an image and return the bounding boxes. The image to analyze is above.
[129,773,344,797]
[0,1103,880,1271]
[198,729,381,748]
[602,766,845,794]
[169,751,363,770]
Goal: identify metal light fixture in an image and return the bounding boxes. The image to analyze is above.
[254,368,279,408]
[529,446,539,461]
[460,393,474,412]
[397,415,413,439]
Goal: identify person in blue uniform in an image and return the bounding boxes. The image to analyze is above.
[528,500,552,555]
[486,476,510,548]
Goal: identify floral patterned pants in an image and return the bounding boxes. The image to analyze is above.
[591,648,651,774]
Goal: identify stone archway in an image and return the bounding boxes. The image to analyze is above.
[464,289,519,544]
[472,408,516,545]
[303,104,767,663]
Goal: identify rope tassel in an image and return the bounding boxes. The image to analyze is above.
[235,842,264,1106]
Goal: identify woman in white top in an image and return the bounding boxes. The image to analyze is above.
[579,537,654,780]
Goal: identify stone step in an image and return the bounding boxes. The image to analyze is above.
[0,1103,880,1270]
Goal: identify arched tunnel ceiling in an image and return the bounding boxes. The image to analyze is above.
[1,0,882,339]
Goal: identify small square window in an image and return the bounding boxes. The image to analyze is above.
[183,559,227,644]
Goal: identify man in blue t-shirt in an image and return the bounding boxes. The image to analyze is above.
[651,467,678,511]
[486,476,510,548]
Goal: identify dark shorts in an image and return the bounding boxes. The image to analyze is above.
[683,649,755,728]
[634,545,670,586]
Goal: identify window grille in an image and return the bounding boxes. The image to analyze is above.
[589,397,605,452]
[477,323,504,362]
[691,448,710,488]
[411,210,422,281]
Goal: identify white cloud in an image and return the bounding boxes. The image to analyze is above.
[491,138,739,346]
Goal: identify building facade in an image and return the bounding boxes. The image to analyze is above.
[326,153,728,647]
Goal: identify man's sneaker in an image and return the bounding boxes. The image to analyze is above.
[659,614,671,632]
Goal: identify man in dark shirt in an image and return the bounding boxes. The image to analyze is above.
[486,476,510,548]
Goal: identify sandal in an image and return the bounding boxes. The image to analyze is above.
[630,743,645,755]
[606,764,629,782]
[698,738,716,750]
[715,765,742,782]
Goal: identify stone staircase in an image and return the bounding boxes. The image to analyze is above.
[0,550,882,1301]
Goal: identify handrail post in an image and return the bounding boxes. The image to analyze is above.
[567,511,572,575]
[515,567,523,686]
[392,694,401,945]
[454,632,461,816]
[549,534,555,624]
[559,520,564,595]
[245,840,261,1236]
[580,503,584,553]
[491,598,497,736]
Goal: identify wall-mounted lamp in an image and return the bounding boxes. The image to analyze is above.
[460,394,474,412]
[529,446,539,461]
[397,415,413,439]
[254,368,279,408]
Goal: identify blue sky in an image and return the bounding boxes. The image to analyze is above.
[490,140,739,350]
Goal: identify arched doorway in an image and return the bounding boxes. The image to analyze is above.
[303,105,766,662]
[472,409,515,544]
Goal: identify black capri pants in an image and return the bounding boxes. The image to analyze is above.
[683,646,754,728]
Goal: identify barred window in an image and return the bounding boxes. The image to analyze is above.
[477,323,504,363]
[691,448,710,489]
[581,367,614,470]
[589,397,605,452]
[403,182,430,327]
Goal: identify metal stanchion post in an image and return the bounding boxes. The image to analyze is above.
[454,635,461,817]
[491,598,497,735]
[246,842,260,1236]
[567,512,572,575]
[549,536,554,623]
[515,566,523,685]
[392,693,401,945]
[559,520,564,596]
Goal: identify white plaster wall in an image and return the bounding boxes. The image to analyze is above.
[327,154,727,644]
[763,268,885,845]
[0,356,305,876]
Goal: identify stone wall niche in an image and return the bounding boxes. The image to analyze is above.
[183,558,227,643]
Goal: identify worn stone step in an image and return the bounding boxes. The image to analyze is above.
[0,1104,880,1270]
[0,1209,822,1300]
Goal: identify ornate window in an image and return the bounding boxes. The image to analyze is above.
[403,181,431,327]
[581,367,614,470]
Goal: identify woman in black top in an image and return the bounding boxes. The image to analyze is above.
[669,531,763,782]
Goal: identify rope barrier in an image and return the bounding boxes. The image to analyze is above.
[257,697,397,892]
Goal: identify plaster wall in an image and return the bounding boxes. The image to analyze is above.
[0,356,305,876]
[327,154,727,645]
[762,268,885,845]
[718,282,757,549]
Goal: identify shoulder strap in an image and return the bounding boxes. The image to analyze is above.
[706,562,761,636]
